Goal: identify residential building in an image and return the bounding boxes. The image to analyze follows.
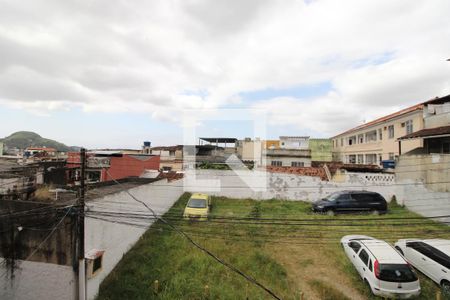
[236,138,263,164]
[145,145,184,171]
[309,139,332,162]
[262,136,311,167]
[279,136,309,149]
[396,95,450,192]
[67,151,160,183]
[332,101,428,165]
[24,147,57,158]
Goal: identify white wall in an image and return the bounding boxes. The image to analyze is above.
[0,261,76,300]
[183,169,397,202]
[85,179,183,300]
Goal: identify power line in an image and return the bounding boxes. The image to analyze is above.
[95,164,282,299]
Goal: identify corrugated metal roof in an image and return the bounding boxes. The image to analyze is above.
[398,125,450,140]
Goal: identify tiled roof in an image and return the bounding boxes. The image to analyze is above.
[333,104,423,138]
[333,94,450,138]
[398,125,450,140]
[26,147,57,152]
[266,166,328,180]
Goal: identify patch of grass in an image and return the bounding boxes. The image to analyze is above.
[309,279,351,300]
[98,193,450,300]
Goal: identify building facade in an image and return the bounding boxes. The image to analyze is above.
[309,139,332,162]
[332,103,425,165]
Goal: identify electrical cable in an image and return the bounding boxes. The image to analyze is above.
[96,165,283,300]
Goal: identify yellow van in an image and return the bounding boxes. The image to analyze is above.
[183,193,211,221]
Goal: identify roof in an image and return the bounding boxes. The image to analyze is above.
[423,239,450,255]
[360,239,405,263]
[398,125,450,140]
[333,94,450,138]
[199,137,237,143]
[190,193,209,200]
[26,147,57,152]
[150,145,183,151]
[333,104,423,138]
[279,136,309,139]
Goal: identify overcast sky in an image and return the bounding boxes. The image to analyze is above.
[1,0,449,148]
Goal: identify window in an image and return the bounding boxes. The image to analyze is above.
[388,152,395,160]
[348,241,362,253]
[93,256,102,273]
[378,129,382,140]
[369,259,373,271]
[86,249,104,279]
[348,155,356,164]
[365,130,377,142]
[357,154,364,164]
[340,138,343,147]
[359,249,370,266]
[271,161,282,167]
[388,125,394,139]
[378,264,417,282]
[169,150,176,156]
[405,120,413,134]
[365,154,377,164]
[358,134,364,144]
[379,154,382,165]
[407,242,450,269]
[348,136,356,146]
[291,161,304,167]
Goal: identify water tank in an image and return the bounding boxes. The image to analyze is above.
[143,141,151,147]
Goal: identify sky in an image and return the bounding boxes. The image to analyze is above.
[1,0,449,149]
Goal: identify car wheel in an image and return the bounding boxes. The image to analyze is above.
[441,280,450,296]
[372,210,380,216]
[326,210,335,216]
[395,246,404,256]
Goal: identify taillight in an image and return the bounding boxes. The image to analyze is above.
[374,260,380,279]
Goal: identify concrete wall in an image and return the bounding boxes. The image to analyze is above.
[0,261,76,300]
[396,154,450,192]
[183,169,396,202]
[85,179,183,300]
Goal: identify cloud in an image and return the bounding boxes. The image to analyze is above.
[0,0,449,137]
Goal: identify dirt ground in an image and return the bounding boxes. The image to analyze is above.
[268,244,366,300]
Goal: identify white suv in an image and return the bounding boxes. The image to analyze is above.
[341,235,421,298]
[395,239,450,295]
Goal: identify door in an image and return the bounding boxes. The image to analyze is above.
[346,241,362,263]
[422,243,450,283]
[334,194,356,212]
[357,249,370,279]
[406,242,433,279]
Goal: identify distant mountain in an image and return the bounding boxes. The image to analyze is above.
[0,131,79,152]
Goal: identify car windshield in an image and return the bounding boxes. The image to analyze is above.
[187,199,207,208]
[379,264,417,282]
[325,193,341,201]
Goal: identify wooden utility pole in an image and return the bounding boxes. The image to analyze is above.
[78,148,86,300]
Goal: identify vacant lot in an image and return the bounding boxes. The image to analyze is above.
[97,193,450,299]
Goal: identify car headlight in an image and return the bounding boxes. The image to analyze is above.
[316,205,324,209]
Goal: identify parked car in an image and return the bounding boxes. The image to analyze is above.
[312,191,387,215]
[341,235,421,299]
[395,239,450,295]
[183,193,211,221]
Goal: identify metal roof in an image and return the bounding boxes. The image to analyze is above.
[398,125,450,140]
[199,137,237,143]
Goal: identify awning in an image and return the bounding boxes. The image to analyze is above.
[398,125,450,140]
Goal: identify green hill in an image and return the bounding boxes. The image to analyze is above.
[0,131,78,152]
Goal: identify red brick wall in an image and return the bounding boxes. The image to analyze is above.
[103,155,160,181]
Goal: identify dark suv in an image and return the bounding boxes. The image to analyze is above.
[312,191,387,215]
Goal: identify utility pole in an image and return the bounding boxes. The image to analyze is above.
[78,148,86,300]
